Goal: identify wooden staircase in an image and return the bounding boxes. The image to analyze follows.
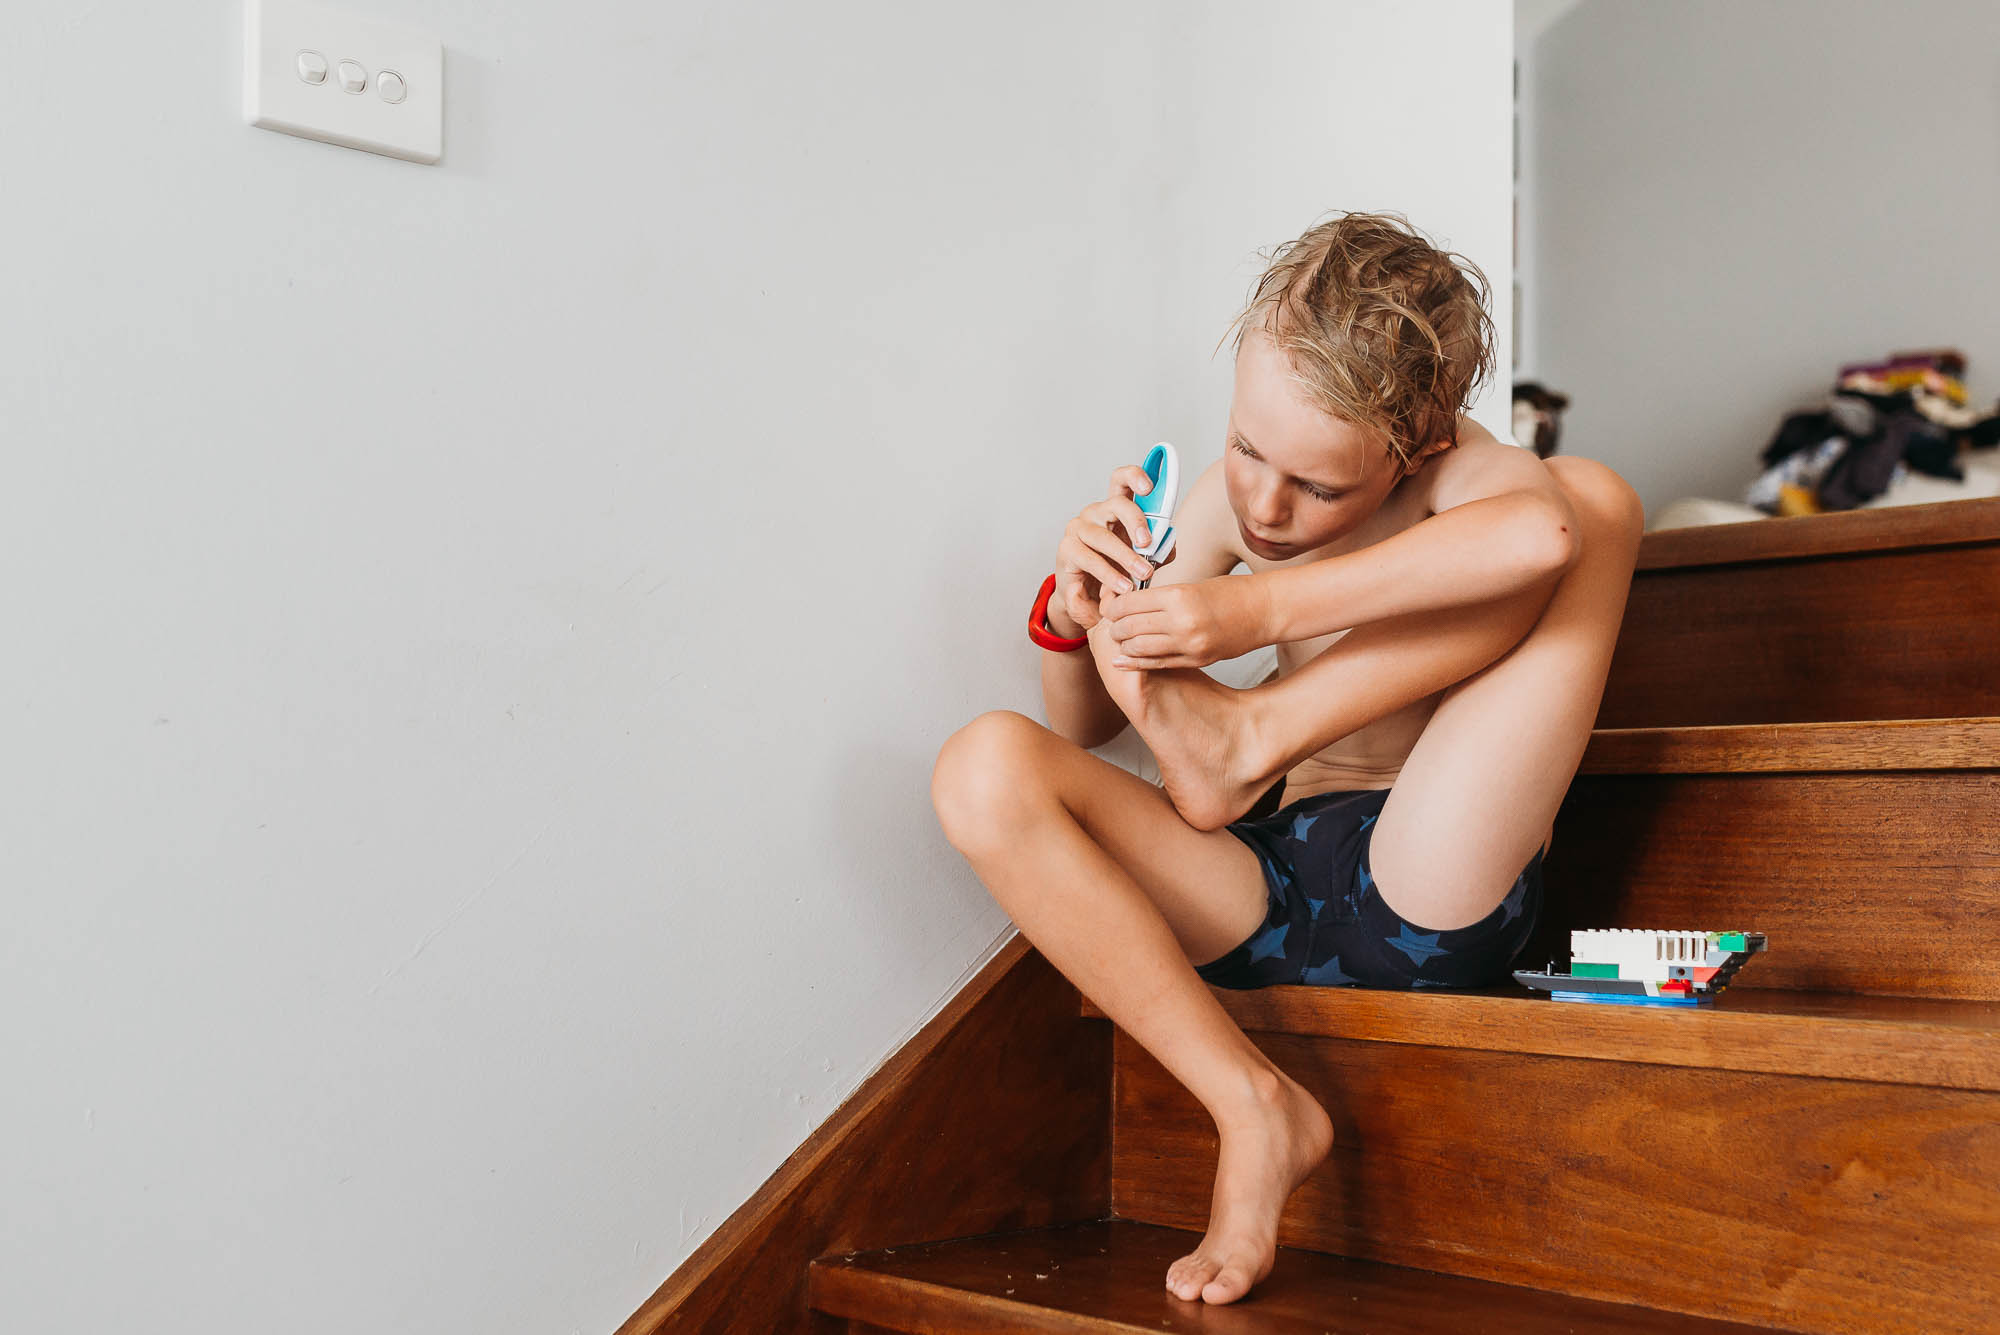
[641,497,2000,1335]
[810,1219,1788,1334]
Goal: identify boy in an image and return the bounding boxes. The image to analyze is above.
[930,210,1644,1307]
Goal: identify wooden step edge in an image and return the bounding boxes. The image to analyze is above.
[1579,715,2000,773]
[1081,986,2000,1092]
[1637,494,2000,570]
[811,1258,1132,1335]
[809,1218,1790,1334]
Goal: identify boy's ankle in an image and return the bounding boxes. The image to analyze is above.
[1232,688,1287,801]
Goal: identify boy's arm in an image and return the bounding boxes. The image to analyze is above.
[1041,457,1243,747]
[1259,418,1581,646]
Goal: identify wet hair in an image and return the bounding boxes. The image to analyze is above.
[1218,209,1497,470]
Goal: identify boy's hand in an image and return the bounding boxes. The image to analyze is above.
[1096,573,1272,670]
[1054,464,1176,632]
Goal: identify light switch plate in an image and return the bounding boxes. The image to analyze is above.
[244,0,442,164]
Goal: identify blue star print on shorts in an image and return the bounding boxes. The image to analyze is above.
[1191,786,1544,991]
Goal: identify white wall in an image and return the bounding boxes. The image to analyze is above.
[1511,0,1587,378]
[1522,0,2000,517]
[0,3,1510,1332]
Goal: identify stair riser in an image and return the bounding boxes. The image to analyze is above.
[1539,770,2000,998]
[1113,1030,2000,1335]
[1599,543,2000,728]
[807,1317,905,1335]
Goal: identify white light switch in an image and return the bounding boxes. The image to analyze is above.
[244,0,442,165]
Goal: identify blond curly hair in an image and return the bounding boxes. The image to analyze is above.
[1217,210,1497,470]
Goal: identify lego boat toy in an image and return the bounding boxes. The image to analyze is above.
[1514,929,1768,1006]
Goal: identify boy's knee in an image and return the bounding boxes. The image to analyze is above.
[1549,455,1645,542]
[931,710,1050,846]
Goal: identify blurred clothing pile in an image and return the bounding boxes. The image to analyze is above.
[1745,350,2000,516]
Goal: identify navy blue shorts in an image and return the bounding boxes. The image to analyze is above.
[1192,785,1544,991]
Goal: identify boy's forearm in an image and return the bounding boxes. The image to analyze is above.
[1039,588,1126,747]
[1259,491,1579,644]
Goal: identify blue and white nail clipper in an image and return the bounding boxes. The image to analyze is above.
[1132,441,1180,590]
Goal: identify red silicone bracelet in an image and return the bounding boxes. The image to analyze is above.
[1029,573,1089,651]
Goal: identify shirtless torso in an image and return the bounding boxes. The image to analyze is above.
[1228,469,1440,804]
[1148,413,1510,807]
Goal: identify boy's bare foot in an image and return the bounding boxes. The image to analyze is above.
[1165,1068,1334,1305]
[1085,621,1269,830]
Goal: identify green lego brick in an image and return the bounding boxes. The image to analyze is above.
[1571,962,1621,978]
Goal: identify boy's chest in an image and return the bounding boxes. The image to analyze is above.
[1238,484,1434,650]
[1251,473,1451,770]
[1253,482,1442,705]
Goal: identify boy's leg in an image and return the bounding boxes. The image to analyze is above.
[931,710,1295,1101]
[1105,568,1571,835]
[1136,456,1642,864]
[930,712,1333,1304]
[1357,456,1645,928]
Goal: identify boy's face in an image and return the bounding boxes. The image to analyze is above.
[1223,325,1440,558]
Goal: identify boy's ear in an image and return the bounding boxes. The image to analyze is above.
[1401,437,1455,476]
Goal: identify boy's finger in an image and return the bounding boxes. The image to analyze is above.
[1101,588,1161,620]
[1114,633,1181,659]
[1123,500,1154,551]
[1108,466,1149,506]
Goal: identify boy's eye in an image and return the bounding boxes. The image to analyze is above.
[1234,441,1340,502]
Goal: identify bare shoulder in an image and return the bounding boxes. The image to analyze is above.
[1144,456,1249,588]
[1411,416,1564,517]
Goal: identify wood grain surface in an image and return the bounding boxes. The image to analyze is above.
[1079,986,2000,1092]
[1535,770,2000,997]
[1110,1030,2000,1335]
[1581,717,2000,773]
[810,1218,1785,1334]
[1600,539,2000,729]
[1635,496,2000,571]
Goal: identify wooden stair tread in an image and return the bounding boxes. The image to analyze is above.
[1580,715,2000,772]
[1081,985,2000,1091]
[809,1219,1783,1333]
[1635,494,2000,570]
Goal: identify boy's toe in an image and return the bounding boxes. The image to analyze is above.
[1166,1251,1222,1301]
[1202,1261,1255,1304]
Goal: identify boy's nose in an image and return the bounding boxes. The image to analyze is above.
[1248,493,1289,530]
